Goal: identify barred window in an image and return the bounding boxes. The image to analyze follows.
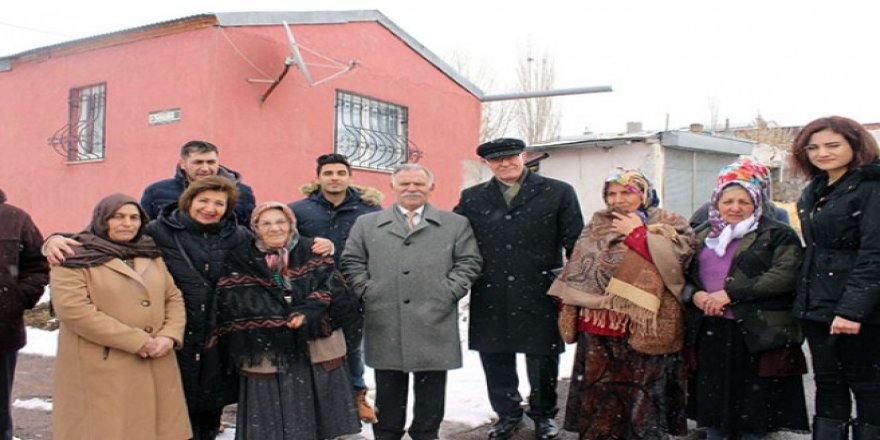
[334,91,408,171]
[49,83,106,161]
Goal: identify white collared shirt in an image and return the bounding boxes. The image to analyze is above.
[397,204,425,226]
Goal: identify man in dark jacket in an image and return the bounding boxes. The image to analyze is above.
[454,138,583,440]
[290,153,383,424]
[141,140,256,225]
[0,189,49,440]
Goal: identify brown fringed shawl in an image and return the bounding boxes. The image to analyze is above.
[548,207,695,353]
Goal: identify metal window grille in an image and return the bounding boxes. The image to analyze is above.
[48,83,106,161]
[334,91,408,171]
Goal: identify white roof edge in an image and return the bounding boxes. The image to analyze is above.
[1,10,485,99]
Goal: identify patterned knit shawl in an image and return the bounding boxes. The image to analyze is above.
[208,240,335,370]
[548,207,695,341]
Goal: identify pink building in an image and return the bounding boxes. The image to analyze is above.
[0,11,482,233]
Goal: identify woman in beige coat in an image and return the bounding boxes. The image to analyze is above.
[50,194,190,440]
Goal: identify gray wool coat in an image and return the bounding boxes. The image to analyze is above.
[340,203,483,372]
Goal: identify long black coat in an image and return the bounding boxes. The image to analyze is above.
[794,160,880,324]
[454,170,583,355]
[146,205,251,413]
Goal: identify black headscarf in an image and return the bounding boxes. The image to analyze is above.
[60,193,161,268]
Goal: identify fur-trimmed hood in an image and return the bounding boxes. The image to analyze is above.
[298,182,384,207]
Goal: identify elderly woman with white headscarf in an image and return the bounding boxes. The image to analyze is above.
[684,177,809,440]
[209,201,360,440]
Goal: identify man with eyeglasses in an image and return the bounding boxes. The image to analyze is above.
[454,138,584,440]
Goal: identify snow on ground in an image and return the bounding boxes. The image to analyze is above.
[12,398,52,412]
[22,322,576,439]
[20,328,57,357]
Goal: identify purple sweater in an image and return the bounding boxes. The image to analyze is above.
[698,239,740,319]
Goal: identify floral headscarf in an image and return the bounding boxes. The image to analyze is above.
[705,180,763,256]
[716,158,770,193]
[603,168,659,220]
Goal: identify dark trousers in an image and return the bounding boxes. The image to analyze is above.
[0,350,16,440]
[189,407,223,440]
[479,351,559,421]
[343,316,367,390]
[372,369,447,440]
[805,320,880,424]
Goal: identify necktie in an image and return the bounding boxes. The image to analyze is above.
[405,211,416,230]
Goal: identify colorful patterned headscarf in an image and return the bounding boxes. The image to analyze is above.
[603,168,660,211]
[716,158,770,193]
[705,180,763,256]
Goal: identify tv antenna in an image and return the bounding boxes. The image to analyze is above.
[253,21,359,103]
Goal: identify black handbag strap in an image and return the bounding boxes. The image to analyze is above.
[172,232,212,287]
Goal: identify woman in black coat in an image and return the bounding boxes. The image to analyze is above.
[790,116,880,440]
[146,176,251,440]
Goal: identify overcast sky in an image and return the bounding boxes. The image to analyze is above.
[3,0,877,136]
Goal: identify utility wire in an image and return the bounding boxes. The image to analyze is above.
[0,20,71,37]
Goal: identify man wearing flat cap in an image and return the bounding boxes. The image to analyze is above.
[454,138,583,440]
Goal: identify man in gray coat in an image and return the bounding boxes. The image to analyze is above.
[341,164,482,440]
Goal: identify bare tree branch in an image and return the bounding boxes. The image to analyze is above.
[448,52,514,142]
[515,43,560,144]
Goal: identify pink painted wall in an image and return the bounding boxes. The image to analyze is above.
[0,21,480,234]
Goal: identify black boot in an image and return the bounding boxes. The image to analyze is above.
[813,416,849,440]
[488,415,523,439]
[534,418,560,439]
[191,425,220,440]
[853,420,880,440]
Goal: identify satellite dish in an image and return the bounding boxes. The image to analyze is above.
[283,21,313,86]
[253,21,359,103]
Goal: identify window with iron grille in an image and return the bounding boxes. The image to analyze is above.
[334,91,408,171]
[49,83,106,161]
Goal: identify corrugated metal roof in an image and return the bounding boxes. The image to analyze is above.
[1,14,216,61]
[529,131,661,151]
[0,10,484,98]
[529,129,755,155]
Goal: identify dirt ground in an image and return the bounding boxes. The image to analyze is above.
[11,351,811,440]
[9,353,577,440]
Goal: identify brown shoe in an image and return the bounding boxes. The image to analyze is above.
[355,388,378,423]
